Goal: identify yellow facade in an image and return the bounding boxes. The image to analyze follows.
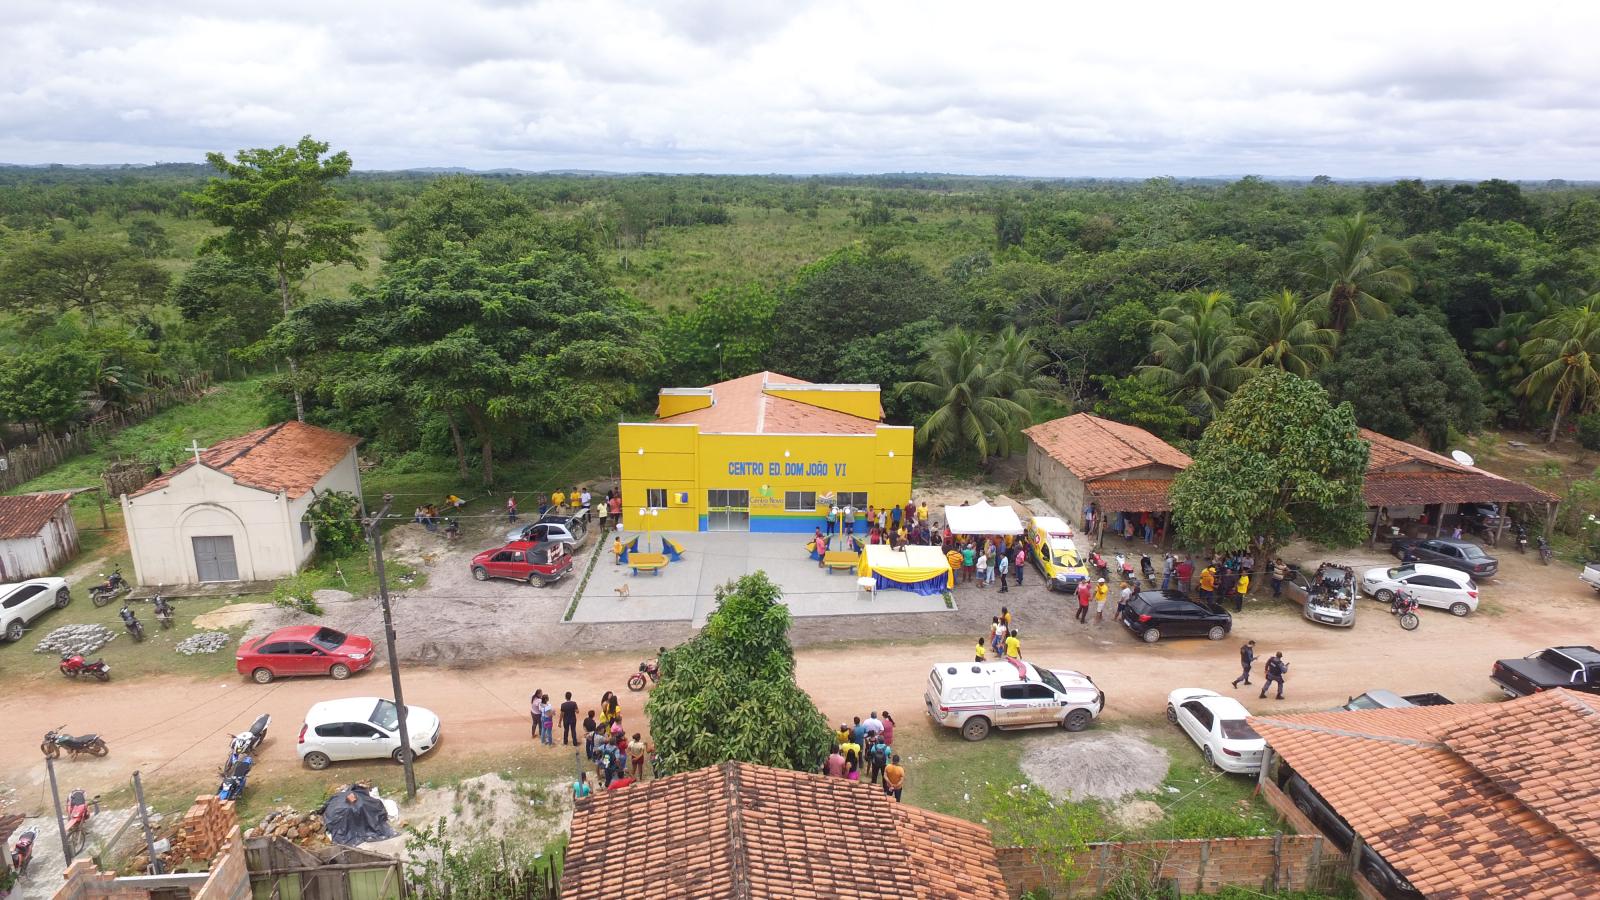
[618,377,913,533]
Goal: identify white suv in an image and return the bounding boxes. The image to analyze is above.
[1,577,71,642]
[925,659,1104,741]
[297,697,441,770]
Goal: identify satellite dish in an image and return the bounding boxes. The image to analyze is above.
[1451,450,1476,467]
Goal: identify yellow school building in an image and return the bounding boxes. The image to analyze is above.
[618,371,913,533]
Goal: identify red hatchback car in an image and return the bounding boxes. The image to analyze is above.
[236,626,376,684]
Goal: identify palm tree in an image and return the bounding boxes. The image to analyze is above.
[1240,290,1338,376]
[1518,293,1600,443]
[1476,284,1581,421]
[1138,291,1252,418]
[896,326,1054,463]
[1304,213,1413,333]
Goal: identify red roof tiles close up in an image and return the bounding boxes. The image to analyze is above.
[130,422,360,500]
[0,491,73,540]
[1023,414,1191,482]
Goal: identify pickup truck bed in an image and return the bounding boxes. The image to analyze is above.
[1492,646,1600,698]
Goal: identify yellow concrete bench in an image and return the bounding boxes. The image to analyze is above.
[628,552,668,576]
[822,551,860,573]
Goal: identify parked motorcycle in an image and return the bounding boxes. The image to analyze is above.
[59,652,111,682]
[218,755,252,801]
[1139,553,1156,587]
[153,593,175,629]
[65,789,95,853]
[119,605,144,643]
[41,727,108,759]
[10,828,35,877]
[1088,550,1110,581]
[627,660,661,692]
[230,713,271,756]
[89,568,129,607]
[1113,552,1137,585]
[1538,536,1553,565]
[1514,523,1529,554]
[1390,591,1421,631]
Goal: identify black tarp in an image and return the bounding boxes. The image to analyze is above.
[320,785,396,846]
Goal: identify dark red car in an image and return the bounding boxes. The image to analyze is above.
[471,540,573,586]
[236,626,376,684]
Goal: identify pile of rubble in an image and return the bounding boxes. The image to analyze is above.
[177,632,233,655]
[34,623,115,656]
[246,807,327,845]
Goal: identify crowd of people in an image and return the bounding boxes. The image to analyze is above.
[523,686,656,799]
[821,710,905,800]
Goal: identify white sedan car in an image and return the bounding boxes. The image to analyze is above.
[1360,563,1479,617]
[297,697,441,770]
[1,577,71,642]
[1166,688,1266,774]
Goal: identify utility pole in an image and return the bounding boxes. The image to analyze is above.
[363,494,417,800]
[45,755,71,863]
[131,771,162,874]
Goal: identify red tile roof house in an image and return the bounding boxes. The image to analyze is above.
[560,761,1010,899]
[1358,428,1556,544]
[1250,689,1600,899]
[0,490,78,581]
[119,422,362,585]
[1022,413,1192,546]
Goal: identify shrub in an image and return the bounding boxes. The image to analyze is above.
[306,490,365,559]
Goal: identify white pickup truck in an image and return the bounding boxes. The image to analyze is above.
[1581,562,1600,593]
[924,659,1104,741]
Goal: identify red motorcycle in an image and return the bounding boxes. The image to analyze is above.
[10,828,35,876]
[1390,590,1421,631]
[627,660,661,692]
[66,789,95,853]
[59,652,111,682]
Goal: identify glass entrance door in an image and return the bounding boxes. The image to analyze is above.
[706,489,750,531]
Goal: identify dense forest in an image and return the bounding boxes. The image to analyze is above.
[3,140,1600,485]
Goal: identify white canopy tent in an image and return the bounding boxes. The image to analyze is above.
[943,501,1025,536]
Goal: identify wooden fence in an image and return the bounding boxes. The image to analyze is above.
[0,373,212,492]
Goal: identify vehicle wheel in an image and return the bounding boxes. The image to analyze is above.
[61,666,78,678]
[94,670,110,682]
[41,742,59,759]
[1141,627,1161,643]
[90,740,107,756]
[961,716,991,742]
[1207,625,1226,641]
[1293,792,1315,819]
[1165,703,1178,724]
[1203,746,1216,769]
[1373,589,1394,603]
[627,673,647,692]
[91,591,109,608]
[55,587,71,608]
[3,619,21,642]
[527,573,545,586]
[1399,613,1419,631]
[472,567,489,582]
[1449,602,1471,617]
[329,663,351,680]
[68,827,86,854]
[252,667,275,685]
[1359,856,1392,892]
[392,747,413,765]
[1063,709,1093,732]
[303,751,331,771]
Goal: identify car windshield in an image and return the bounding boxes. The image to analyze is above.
[1459,545,1487,558]
[1037,668,1066,694]
[1344,694,1384,710]
[369,699,399,731]
[1053,550,1079,567]
[1219,720,1259,740]
[1386,566,1415,579]
[310,628,347,651]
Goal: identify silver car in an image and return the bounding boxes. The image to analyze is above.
[1282,563,1357,627]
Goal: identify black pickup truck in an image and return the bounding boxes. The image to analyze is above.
[1491,646,1600,698]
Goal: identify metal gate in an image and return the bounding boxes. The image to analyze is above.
[192,535,240,582]
[705,490,749,531]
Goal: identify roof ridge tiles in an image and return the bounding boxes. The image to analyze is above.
[723,761,752,900]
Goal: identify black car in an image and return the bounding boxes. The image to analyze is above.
[1280,772,1422,899]
[1388,538,1497,577]
[1119,590,1232,643]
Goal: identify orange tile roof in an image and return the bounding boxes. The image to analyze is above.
[130,422,360,500]
[1084,479,1177,512]
[1250,691,1600,899]
[0,491,73,540]
[1361,428,1475,474]
[1363,470,1556,506]
[655,372,880,436]
[561,761,1008,900]
[1023,414,1191,481]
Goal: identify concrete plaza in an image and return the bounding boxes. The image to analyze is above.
[571,531,958,626]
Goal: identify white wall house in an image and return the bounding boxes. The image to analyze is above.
[121,422,362,585]
[0,491,80,581]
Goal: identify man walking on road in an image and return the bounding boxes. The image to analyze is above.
[560,692,579,746]
[1231,640,1256,687]
[1260,652,1289,700]
[1075,580,1091,624]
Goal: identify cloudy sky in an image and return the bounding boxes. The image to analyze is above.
[3,0,1596,177]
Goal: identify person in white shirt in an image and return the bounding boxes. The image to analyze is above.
[580,488,592,509]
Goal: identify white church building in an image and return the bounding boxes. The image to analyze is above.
[121,422,363,585]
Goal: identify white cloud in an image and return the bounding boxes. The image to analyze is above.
[0,0,1596,176]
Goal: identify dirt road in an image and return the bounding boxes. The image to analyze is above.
[3,553,1593,804]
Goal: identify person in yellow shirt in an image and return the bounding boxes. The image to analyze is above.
[946,548,964,572]
[551,490,566,510]
[1234,572,1250,612]
[840,739,861,763]
[1004,630,1021,659]
[1093,578,1109,624]
[837,723,851,746]
[1199,565,1217,601]
[974,636,987,662]
[882,754,906,801]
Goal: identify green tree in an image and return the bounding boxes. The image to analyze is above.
[1092,375,1199,443]
[190,136,366,421]
[1518,293,1600,443]
[1320,317,1485,450]
[0,349,94,431]
[645,572,831,775]
[385,175,594,265]
[305,490,364,559]
[1138,291,1250,419]
[994,202,1026,249]
[1303,212,1412,333]
[125,219,172,258]
[1169,369,1369,557]
[896,326,1054,463]
[169,255,282,373]
[658,285,778,386]
[1239,290,1337,377]
[0,236,168,328]
[269,245,656,484]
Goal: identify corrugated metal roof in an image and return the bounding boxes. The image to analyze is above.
[0,491,73,540]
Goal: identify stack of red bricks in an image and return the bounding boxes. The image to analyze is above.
[168,795,238,867]
[51,860,156,900]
